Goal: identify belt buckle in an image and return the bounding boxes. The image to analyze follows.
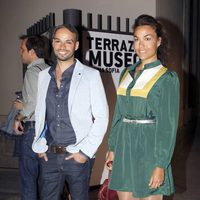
[56,146,65,153]
[50,146,66,154]
[49,145,67,154]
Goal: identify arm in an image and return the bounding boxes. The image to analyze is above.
[14,68,39,134]
[76,71,109,158]
[106,69,127,165]
[108,98,121,151]
[20,68,39,119]
[107,68,127,151]
[155,71,180,168]
[32,69,50,154]
[149,71,180,188]
[105,99,121,169]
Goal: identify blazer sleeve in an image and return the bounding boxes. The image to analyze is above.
[32,69,50,153]
[79,70,109,158]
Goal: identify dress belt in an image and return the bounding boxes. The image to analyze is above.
[122,118,156,124]
[48,145,68,154]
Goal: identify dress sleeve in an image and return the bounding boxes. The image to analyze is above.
[155,71,180,169]
[108,98,121,151]
[108,68,127,151]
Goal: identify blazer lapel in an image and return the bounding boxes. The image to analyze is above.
[68,61,84,114]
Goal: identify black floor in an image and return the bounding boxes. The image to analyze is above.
[0,118,200,200]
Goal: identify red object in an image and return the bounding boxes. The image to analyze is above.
[106,161,113,168]
[98,171,118,200]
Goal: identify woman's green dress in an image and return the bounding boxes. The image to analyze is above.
[108,60,179,198]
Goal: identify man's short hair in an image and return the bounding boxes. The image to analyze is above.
[52,24,79,41]
[19,35,49,58]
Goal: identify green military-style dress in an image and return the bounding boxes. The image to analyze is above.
[108,60,179,198]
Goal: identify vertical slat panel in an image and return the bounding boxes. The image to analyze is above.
[87,13,93,29]
[97,14,102,30]
[107,16,112,31]
[126,18,130,33]
[116,17,120,32]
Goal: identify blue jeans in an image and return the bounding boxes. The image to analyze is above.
[15,125,40,200]
[40,152,95,200]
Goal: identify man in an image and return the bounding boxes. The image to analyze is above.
[13,35,49,200]
[32,24,109,200]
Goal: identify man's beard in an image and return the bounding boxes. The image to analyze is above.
[54,51,74,62]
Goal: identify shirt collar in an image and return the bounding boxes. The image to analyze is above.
[62,62,75,80]
[48,60,76,79]
[27,58,45,69]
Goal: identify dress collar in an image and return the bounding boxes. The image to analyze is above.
[128,60,162,72]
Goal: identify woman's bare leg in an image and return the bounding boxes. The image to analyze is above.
[117,191,163,200]
[117,191,139,200]
[140,195,163,200]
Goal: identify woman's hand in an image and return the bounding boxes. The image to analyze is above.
[105,151,114,170]
[149,167,164,189]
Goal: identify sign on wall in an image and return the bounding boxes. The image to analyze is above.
[82,30,137,87]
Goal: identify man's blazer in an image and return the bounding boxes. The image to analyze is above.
[32,59,109,158]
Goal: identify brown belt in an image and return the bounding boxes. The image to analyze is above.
[48,145,68,154]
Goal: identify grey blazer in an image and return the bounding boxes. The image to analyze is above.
[32,59,109,158]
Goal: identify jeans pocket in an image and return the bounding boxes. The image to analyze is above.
[72,158,87,165]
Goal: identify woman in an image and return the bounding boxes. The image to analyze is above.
[106,14,180,200]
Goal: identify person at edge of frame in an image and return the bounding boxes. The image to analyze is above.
[13,35,50,200]
[106,14,180,200]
